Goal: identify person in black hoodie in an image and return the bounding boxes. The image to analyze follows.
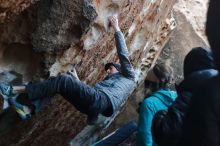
[178,0,220,145]
[151,47,218,146]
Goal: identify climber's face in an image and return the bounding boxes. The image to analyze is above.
[106,65,118,76]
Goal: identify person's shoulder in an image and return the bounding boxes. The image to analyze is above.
[117,72,136,81]
[142,95,161,106]
[161,89,177,96]
[153,88,176,95]
[141,98,155,112]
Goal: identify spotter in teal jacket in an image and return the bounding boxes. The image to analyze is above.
[137,88,177,146]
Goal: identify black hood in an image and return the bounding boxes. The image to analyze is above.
[184,47,216,78]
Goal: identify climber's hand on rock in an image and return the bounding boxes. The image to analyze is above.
[67,68,79,80]
[109,15,121,32]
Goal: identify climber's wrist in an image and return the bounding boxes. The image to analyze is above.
[114,26,121,32]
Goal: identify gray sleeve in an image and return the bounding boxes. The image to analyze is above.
[114,31,135,79]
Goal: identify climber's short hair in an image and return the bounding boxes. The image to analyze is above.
[105,63,121,71]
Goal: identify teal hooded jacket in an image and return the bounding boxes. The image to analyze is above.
[137,88,177,146]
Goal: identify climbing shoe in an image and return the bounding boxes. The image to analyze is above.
[12,105,31,120]
[0,82,13,97]
[8,95,31,120]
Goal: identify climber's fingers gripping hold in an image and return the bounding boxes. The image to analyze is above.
[109,15,121,32]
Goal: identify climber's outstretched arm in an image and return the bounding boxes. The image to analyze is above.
[109,16,135,79]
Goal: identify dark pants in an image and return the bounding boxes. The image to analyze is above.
[26,75,110,121]
[92,121,137,146]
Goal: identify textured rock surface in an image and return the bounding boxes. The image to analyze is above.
[0,0,39,23]
[32,0,94,52]
[174,0,209,44]
[0,2,43,82]
[0,0,177,145]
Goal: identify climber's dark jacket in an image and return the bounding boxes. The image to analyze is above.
[94,31,136,116]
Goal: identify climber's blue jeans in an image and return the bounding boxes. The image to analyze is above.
[26,74,110,119]
[92,121,137,146]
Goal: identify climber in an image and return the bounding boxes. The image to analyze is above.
[0,16,136,125]
[137,63,177,146]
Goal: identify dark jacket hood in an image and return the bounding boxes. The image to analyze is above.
[184,48,216,78]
